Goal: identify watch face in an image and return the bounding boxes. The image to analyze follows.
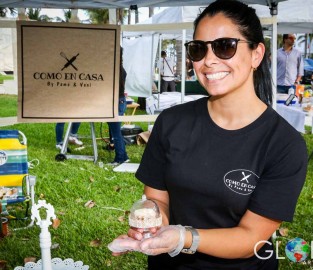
[181,249,196,254]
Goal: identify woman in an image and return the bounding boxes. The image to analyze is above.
[109,0,307,269]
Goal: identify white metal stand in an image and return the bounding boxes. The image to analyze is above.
[14,200,89,270]
[55,122,98,163]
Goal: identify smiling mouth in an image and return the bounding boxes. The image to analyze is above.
[206,72,230,80]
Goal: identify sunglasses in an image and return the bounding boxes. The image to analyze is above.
[184,38,252,61]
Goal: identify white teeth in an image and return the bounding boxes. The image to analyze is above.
[206,72,229,80]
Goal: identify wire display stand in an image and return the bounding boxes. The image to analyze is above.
[55,122,98,163]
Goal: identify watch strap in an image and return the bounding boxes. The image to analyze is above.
[181,226,199,254]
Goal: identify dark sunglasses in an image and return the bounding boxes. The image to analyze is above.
[184,38,253,61]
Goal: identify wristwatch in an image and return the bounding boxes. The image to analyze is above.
[181,226,200,254]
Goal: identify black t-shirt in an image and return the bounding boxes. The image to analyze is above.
[135,97,308,269]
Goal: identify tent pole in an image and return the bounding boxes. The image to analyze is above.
[158,35,162,109]
[271,15,277,110]
[181,29,186,104]
[150,34,155,98]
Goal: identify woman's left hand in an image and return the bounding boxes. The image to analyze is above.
[139,225,185,256]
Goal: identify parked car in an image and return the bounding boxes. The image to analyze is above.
[302,58,313,84]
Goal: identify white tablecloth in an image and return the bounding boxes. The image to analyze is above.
[276,104,307,133]
[146,92,207,115]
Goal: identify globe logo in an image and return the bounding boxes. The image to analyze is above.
[285,237,310,262]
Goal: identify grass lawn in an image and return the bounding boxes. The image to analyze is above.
[0,94,312,269]
[0,74,14,84]
[0,94,17,117]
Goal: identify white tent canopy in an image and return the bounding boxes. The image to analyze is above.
[252,0,313,33]
[121,6,203,39]
[123,35,159,98]
[0,0,285,9]
[0,27,15,71]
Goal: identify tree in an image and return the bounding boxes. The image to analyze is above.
[149,7,154,17]
[54,9,72,23]
[63,9,72,22]
[0,8,16,17]
[277,34,283,48]
[85,9,110,24]
[27,8,52,21]
[297,33,313,58]
[117,8,127,25]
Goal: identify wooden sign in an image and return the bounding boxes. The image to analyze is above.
[16,21,120,122]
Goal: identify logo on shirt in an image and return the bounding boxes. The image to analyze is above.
[0,150,7,166]
[224,169,259,195]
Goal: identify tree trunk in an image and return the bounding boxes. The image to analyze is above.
[149,7,154,17]
[116,8,124,25]
[135,9,139,23]
[128,8,131,24]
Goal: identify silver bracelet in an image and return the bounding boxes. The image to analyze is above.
[181,226,200,254]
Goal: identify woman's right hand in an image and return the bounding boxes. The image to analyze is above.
[108,234,141,256]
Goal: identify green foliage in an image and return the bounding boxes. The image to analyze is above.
[27,8,52,22]
[0,94,17,117]
[85,9,110,24]
[0,74,14,84]
[53,9,72,23]
[0,8,16,17]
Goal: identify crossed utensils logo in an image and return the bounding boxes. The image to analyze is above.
[224,169,258,195]
[240,172,251,182]
[60,52,79,71]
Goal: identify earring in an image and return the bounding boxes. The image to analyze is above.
[253,67,257,71]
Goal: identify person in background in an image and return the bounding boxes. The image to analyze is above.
[107,47,129,166]
[55,122,83,150]
[277,33,304,94]
[109,1,307,269]
[158,50,176,93]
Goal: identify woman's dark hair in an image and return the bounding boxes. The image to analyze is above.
[194,0,273,105]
